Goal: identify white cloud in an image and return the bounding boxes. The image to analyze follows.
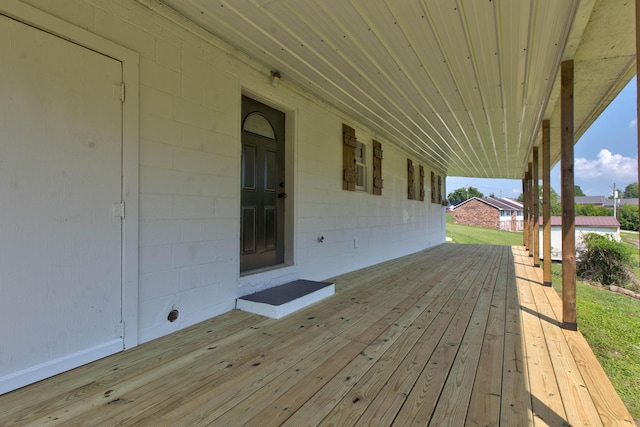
[629,119,637,128]
[575,149,637,183]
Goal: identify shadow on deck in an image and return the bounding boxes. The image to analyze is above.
[0,245,633,425]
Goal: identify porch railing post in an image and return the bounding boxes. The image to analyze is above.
[561,60,577,330]
[542,120,552,286]
[527,163,533,257]
[533,147,540,267]
[522,177,528,248]
[637,0,640,266]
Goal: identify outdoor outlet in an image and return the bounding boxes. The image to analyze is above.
[354,239,359,248]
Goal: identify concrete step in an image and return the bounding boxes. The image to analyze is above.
[236,279,335,319]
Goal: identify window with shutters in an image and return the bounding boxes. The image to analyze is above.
[342,124,357,191]
[437,175,442,203]
[355,141,367,191]
[372,140,383,196]
[407,159,415,200]
[430,171,436,203]
[418,165,425,201]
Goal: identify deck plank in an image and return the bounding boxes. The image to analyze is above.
[514,250,567,426]
[390,247,500,425]
[351,252,491,426]
[501,247,534,425]
[296,248,476,426]
[238,250,464,427]
[464,246,508,426]
[428,247,504,425]
[0,244,633,426]
[527,279,603,426]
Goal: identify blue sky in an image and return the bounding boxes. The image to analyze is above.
[447,77,638,199]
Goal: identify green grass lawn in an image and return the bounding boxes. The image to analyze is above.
[446,214,640,420]
[445,213,523,246]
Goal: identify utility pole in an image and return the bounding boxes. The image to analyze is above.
[612,183,618,218]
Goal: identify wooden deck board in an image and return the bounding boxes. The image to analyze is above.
[0,244,633,426]
[465,245,508,426]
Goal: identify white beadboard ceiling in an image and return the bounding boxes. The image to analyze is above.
[158,0,636,179]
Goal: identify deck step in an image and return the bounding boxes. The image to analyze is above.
[236,279,335,319]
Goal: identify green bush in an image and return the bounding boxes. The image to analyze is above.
[618,204,639,231]
[577,233,636,288]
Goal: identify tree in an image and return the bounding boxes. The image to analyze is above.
[547,187,562,215]
[447,186,483,204]
[623,182,638,199]
[517,187,561,215]
[574,185,585,197]
[618,204,639,231]
[575,204,611,216]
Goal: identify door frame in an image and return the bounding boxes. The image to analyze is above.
[0,1,139,349]
[240,90,295,273]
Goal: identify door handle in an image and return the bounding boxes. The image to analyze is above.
[278,193,287,199]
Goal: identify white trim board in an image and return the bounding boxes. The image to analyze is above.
[0,340,122,396]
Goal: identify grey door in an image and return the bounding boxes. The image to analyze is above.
[240,96,285,272]
[0,15,123,392]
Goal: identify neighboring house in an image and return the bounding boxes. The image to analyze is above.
[575,196,608,206]
[538,216,621,261]
[604,198,638,208]
[575,196,638,208]
[452,197,524,232]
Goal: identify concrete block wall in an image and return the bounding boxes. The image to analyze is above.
[19,0,446,345]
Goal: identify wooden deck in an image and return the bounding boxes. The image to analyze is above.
[0,245,634,426]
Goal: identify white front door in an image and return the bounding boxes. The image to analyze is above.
[0,15,124,393]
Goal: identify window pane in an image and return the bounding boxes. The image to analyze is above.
[243,112,276,139]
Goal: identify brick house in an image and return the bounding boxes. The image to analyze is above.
[453,197,524,232]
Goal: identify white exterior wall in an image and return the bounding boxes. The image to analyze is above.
[14,0,446,345]
[540,225,620,261]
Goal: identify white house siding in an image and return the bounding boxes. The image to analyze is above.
[11,0,446,350]
[540,226,620,261]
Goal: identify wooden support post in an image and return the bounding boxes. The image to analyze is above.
[561,60,577,330]
[523,174,529,249]
[542,120,552,286]
[527,163,533,257]
[522,179,528,248]
[637,0,640,266]
[532,147,540,267]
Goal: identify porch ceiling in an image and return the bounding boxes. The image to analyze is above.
[158,0,636,179]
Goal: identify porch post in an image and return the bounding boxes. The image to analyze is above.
[637,0,640,266]
[522,179,528,248]
[542,120,552,286]
[561,60,577,330]
[527,163,533,257]
[532,147,540,266]
[523,172,529,249]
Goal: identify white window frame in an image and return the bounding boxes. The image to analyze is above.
[355,140,368,192]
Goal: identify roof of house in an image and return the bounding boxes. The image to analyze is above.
[575,196,638,207]
[575,196,606,205]
[454,197,523,212]
[539,216,620,227]
[603,198,638,207]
